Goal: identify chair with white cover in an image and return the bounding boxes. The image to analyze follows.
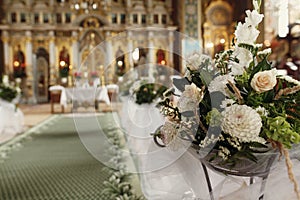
[49,85,66,113]
[106,84,119,102]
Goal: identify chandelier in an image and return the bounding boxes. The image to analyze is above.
[70,0,107,14]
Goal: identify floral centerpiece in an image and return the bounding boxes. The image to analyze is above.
[153,2,300,198]
[90,71,98,79]
[74,71,82,80]
[0,82,20,103]
[130,79,168,105]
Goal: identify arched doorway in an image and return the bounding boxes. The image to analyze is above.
[35,47,49,103]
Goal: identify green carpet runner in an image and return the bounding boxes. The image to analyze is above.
[0,113,129,200]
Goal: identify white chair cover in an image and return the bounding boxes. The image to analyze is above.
[49,85,67,108]
[98,86,110,105]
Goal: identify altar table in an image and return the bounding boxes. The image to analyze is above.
[49,85,111,111]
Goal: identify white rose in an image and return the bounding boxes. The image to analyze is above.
[177,84,201,112]
[250,69,277,93]
[184,84,200,98]
[186,53,211,71]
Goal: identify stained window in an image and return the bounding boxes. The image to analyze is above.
[141,14,146,24]
[56,13,62,23]
[20,13,26,23]
[111,14,117,23]
[65,13,71,23]
[153,14,159,24]
[162,14,167,24]
[133,14,138,24]
[43,14,49,23]
[34,13,39,24]
[11,12,17,23]
[120,14,126,24]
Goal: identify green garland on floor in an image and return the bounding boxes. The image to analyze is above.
[101,127,146,200]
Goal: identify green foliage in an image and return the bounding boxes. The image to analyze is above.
[134,83,167,105]
[0,84,18,102]
[265,116,300,148]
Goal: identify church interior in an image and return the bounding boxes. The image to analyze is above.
[0,0,300,199]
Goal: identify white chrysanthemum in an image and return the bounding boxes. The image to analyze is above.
[208,74,235,96]
[221,104,265,143]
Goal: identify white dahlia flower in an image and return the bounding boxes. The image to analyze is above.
[221,104,265,143]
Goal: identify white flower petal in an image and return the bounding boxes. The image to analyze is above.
[221,104,265,143]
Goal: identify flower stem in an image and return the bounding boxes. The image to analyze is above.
[227,80,243,104]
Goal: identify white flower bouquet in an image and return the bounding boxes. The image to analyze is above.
[153,2,300,198]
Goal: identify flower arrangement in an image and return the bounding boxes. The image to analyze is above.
[74,71,82,79]
[154,2,300,198]
[90,71,98,79]
[130,79,167,105]
[0,83,19,102]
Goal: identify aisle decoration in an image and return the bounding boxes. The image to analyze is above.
[153,2,300,198]
[101,127,146,200]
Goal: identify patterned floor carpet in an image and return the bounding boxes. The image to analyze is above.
[0,113,122,200]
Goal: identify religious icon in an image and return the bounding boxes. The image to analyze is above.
[156,48,166,65]
[59,46,70,77]
[115,46,125,76]
[13,44,26,78]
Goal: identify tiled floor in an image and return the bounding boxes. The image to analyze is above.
[19,103,52,129]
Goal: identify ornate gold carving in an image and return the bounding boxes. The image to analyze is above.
[205,1,233,26]
[83,17,100,28]
[25,37,32,43]
[1,36,9,43]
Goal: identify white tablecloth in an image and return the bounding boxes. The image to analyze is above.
[139,148,300,200]
[119,96,300,200]
[49,85,111,108]
[0,99,24,143]
[65,87,110,105]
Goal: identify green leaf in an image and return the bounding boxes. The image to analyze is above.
[173,78,190,92]
[181,111,195,117]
